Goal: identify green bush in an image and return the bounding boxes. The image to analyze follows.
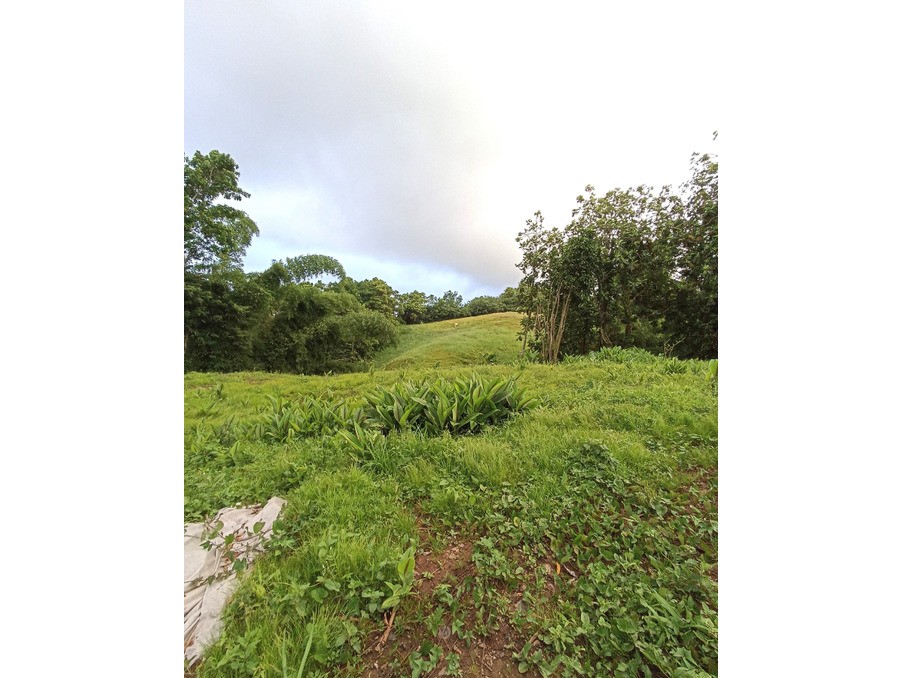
[362,374,537,436]
[252,374,537,444]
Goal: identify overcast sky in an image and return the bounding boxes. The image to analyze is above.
[185,1,718,300]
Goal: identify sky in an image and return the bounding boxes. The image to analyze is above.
[185,1,718,300]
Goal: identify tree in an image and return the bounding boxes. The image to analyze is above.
[253,285,398,374]
[516,212,573,362]
[561,184,677,354]
[464,295,505,317]
[513,150,717,362]
[396,291,429,324]
[353,277,397,317]
[664,152,718,358]
[497,287,521,311]
[184,269,272,372]
[184,150,259,273]
[284,254,346,284]
[426,290,465,322]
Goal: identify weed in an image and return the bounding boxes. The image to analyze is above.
[409,641,442,677]
[186,327,717,677]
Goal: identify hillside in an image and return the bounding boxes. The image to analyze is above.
[185,339,718,676]
[371,312,524,370]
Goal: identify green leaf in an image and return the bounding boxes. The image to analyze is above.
[616,617,638,635]
[398,547,416,580]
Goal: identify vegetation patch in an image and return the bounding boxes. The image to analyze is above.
[186,338,717,677]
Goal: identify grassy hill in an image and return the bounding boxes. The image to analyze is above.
[371,312,524,370]
[185,327,718,677]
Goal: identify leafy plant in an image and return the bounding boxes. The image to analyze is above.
[364,374,537,436]
[409,641,442,678]
[197,516,268,581]
[382,546,416,610]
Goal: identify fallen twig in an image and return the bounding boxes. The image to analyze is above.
[377,607,397,649]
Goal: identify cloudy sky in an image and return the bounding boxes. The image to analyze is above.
[185,1,718,300]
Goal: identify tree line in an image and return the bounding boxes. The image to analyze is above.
[515,151,717,362]
[185,147,716,374]
[184,150,518,374]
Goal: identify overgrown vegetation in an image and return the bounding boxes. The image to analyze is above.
[516,153,717,362]
[185,324,717,676]
[185,146,715,376]
[184,146,717,675]
[183,150,523,375]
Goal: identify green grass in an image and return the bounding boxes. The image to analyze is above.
[186,315,717,677]
[371,312,525,369]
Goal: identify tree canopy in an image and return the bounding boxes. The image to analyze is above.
[184,150,259,273]
[184,145,717,374]
[515,152,718,361]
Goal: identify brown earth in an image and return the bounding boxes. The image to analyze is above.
[360,524,540,677]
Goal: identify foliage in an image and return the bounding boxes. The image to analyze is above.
[409,641,442,677]
[249,373,535,448]
[515,212,573,363]
[184,150,260,273]
[382,546,416,610]
[396,290,430,324]
[497,286,521,311]
[186,346,717,677]
[253,395,367,443]
[284,254,346,284]
[480,442,717,676]
[664,153,718,359]
[360,374,537,436]
[350,277,397,318]
[515,150,717,362]
[184,270,272,372]
[253,285,400,374]
[464,295,506,317]
[425,290,465,323]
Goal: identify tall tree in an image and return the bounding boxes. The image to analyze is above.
[514,150,716,362]
[562,184,677,353]
[184,269,272,371]
[665,152,718,358]
[515,212,573,362]
[184,150,259,273]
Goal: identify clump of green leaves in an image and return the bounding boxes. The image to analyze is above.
[409,641,442,677]
[255,375,537,446]
[363,374,537,435]
[473,442,718,677]
[576,346,659,364]
[382,546,416,610]
[253,395,366,443]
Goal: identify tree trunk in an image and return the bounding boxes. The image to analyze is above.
[550,292,571,362]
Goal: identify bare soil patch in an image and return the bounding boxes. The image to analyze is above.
[360,527,539,677]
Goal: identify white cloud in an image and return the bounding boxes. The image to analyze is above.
[186,1,719,297]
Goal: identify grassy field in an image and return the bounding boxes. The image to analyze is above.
[185,314,718,677]
[371,312,524,369]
